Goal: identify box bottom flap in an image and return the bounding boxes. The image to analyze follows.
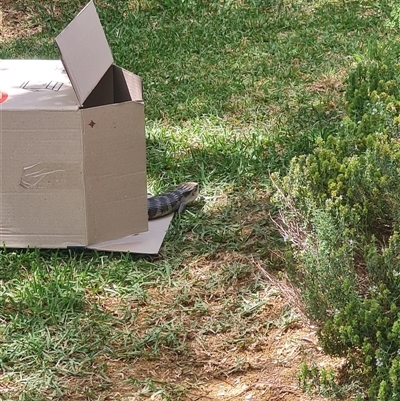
[87,214,173,254]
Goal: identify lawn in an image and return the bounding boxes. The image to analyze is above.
[0,0,393,399]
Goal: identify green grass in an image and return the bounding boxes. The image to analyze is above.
[0,0,395,399]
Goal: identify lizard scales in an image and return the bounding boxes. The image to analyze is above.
[147,182,199,220]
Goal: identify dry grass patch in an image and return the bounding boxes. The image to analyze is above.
[1,0,42,39]
[54,252,345,401]
[306,69,347,95]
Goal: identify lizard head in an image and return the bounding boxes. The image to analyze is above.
[177,182,200,204]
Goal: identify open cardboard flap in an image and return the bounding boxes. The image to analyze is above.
[87,214,174,254]
[55,0,113,106]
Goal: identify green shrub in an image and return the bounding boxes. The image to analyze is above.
[272,44,400,399]
[298,361,348,398]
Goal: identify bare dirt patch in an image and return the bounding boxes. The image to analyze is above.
[62,252,345,400]
[0,0,43,40]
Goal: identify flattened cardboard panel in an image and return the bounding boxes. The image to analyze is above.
[81,101,148,244]
[88,214,173,254]
[55,1,113,106]
[114,66,143,103]
[0,110,87,247]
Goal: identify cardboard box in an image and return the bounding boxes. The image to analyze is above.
[0,1,173,253]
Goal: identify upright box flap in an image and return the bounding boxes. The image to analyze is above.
[55,1,113,106]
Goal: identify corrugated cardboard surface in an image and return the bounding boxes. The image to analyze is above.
[0,101,149,247]
[55,0,113,106]
[114,67,144,103]
[1,110,87,247]
[0,1,174,254]
[81,102,148,245]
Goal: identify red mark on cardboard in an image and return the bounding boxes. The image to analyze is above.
[89,120,96,128]
[0,91,8,103]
